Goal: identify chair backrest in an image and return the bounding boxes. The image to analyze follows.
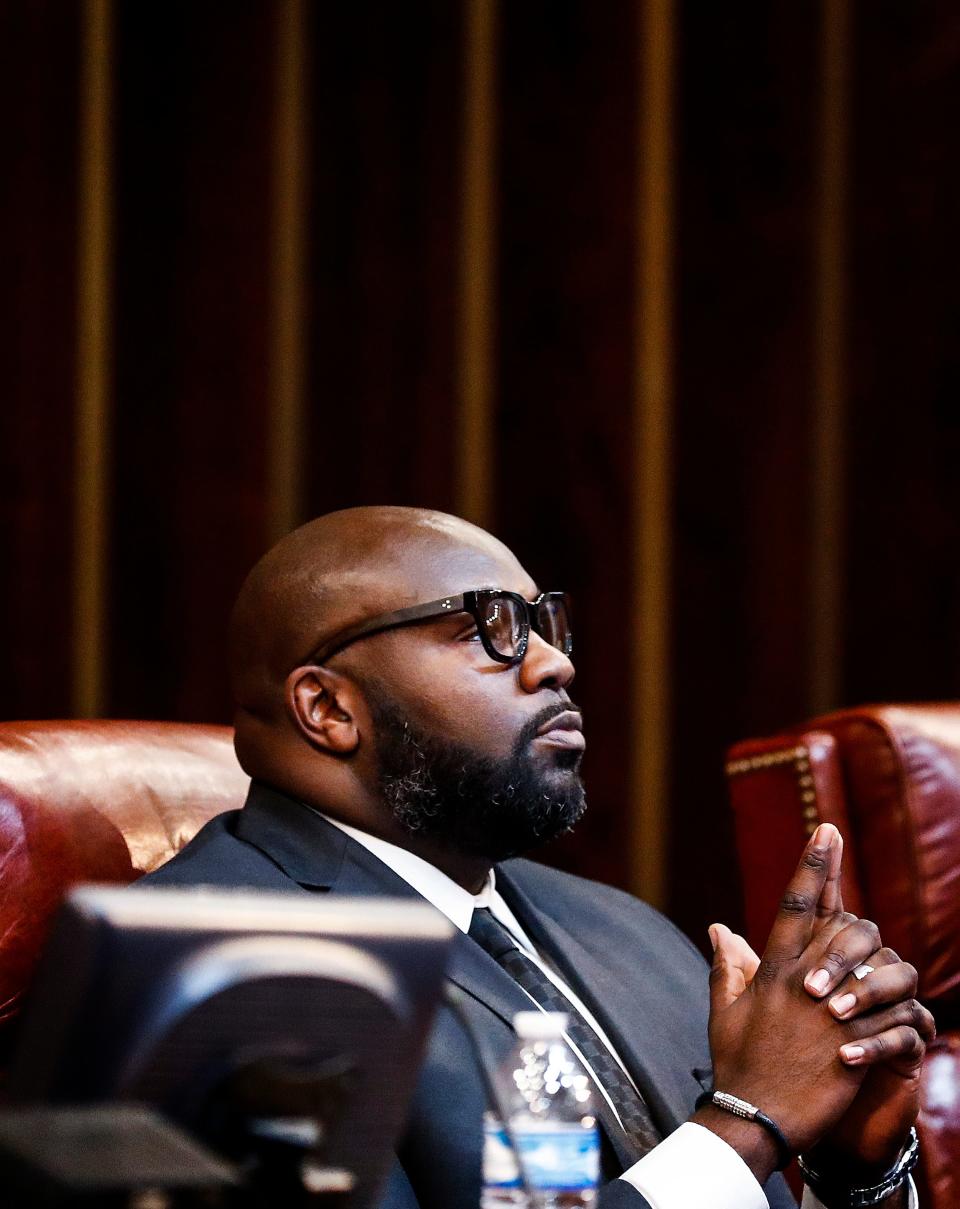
[0,720,249,1044]
[726,704,960,1208]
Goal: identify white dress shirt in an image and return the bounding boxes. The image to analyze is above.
[322,815,915,1209]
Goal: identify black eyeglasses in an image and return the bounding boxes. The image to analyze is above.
[309,590,573,667]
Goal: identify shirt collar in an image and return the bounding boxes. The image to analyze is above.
[321,813,496,933]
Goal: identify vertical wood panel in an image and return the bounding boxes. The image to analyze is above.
[0,2,79,719]
[809,0,850,715]
[671,3,818,940]
[73,0,113,718]
[303,1,463,518]
[109,1,274,721]
[495,0,638,889]
[843,1,960,703]
[456,0,498,531]
[267,0,309,545]
[631,0,674,908]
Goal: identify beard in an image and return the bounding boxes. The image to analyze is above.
[366,688,587,862]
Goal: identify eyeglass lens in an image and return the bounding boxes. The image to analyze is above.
[479,595,572,659]
[480,596,526,658]
[536,595,573,656]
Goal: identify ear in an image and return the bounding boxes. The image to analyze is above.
[285,665,361,755]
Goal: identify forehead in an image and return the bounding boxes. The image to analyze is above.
[387,532,539,606]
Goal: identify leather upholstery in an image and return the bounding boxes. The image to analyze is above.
[727,704,960,1208]
[0,720,248,1049]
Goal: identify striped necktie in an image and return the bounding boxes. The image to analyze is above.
[468,906,661,1161]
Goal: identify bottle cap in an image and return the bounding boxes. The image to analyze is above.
[513,1011,568,1039]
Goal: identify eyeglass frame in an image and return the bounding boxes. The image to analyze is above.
[307,589,573,667]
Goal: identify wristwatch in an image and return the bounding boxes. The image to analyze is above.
[797,1127,919,1208]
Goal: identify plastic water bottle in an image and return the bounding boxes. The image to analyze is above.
[482,1011,599,1209]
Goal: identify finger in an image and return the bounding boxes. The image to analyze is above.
[803,915,881,997]
[828,951,917,1019]
[840,1024,927,1068]
[708,923,761,1011]
[817,827,845,919]
[846,998,937,1049]
[761,823,841,964]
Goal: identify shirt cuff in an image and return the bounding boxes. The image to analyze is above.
[802,1175,918,1209]
[619,1121,769,1209]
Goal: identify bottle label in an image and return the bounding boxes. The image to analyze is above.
[483,1117,600,1191]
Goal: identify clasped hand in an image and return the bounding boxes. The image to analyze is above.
[697,823,934,1184]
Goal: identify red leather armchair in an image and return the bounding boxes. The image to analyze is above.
[726,704,960,1208]
[0,720,249,1057]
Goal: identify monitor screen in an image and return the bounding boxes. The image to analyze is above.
[8,885,454,1209]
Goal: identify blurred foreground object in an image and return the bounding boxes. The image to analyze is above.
[4,886,452,1208]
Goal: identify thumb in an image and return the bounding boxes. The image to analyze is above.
[708,922,761,1011]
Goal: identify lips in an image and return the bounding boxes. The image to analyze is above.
[534,710,586,751]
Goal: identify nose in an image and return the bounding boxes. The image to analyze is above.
[518,630,576,694]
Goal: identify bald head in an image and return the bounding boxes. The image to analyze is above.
[227,507,582,877]
[229,506,525,720]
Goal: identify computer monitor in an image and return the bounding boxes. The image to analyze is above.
[8,885,454,1209]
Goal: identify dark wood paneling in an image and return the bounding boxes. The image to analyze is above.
[0,2,79,719]
[108,1,275,721]
[495,0,638,889]
[5,0,960,947]
[303,0,463,517]
[844,2,960,701]
[669,3,819,940]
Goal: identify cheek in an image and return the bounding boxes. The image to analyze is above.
[391,647,521,755]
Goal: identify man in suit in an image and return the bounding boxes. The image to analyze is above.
[145,506,931,1209]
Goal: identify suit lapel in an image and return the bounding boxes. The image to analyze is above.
[235,781,420,898]
[236,783,534,1027]
[496,865,708,1135]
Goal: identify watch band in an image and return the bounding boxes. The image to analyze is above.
[797,1126,919,1207]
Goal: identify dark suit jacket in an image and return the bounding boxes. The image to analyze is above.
[142,781,795,1209]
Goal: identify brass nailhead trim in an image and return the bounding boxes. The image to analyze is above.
[725,746,806,776]
[726,744,821,837]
